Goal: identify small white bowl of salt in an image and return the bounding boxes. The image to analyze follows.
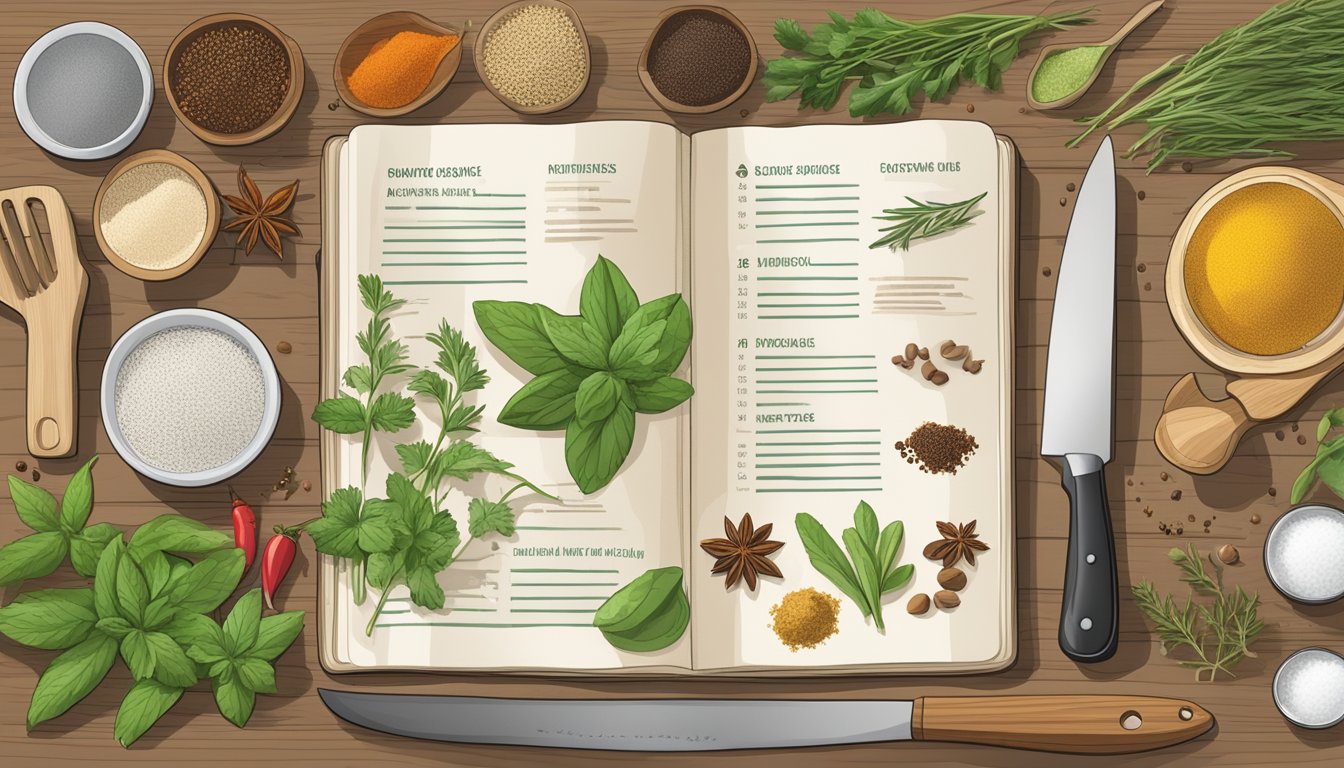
[1274,648,1344,729]
[1264,503,1344,604]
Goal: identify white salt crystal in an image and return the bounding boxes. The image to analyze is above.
[1265,505,1344,602]
[1275,648,1344,728]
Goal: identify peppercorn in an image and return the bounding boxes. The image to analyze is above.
[173,24,290,135]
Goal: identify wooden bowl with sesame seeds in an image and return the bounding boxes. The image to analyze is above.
[164,13,304,146]
[472,0,590,115]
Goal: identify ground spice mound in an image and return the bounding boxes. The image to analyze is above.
[895,422,978,475]
[770,587,839,651]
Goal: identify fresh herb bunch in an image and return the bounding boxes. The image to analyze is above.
[795,502,913,632]
[474,256,694,494]
[0,456,116,584]
[870,192,986,252]
[0,460,304,746]
[1132,545,1264,682]
[763,8,1093,117]
[1292,407,1344,504]
[310,277,553,635]
[1071,0,1344,170]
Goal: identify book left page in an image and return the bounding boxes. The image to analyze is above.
[332,122,690,671]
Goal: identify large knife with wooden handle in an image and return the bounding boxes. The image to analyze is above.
[319,689,1213,754]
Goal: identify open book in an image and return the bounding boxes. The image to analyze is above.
[319,120,1016,675]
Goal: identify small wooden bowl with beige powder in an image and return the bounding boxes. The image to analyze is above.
[94,149,219,280]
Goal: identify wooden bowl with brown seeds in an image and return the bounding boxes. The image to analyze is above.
[473,0,590,115]
[334,11,464,118]
[639,5,758,114]
[164,13,304,146]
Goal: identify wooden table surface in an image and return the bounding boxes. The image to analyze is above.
[0,0,1339,765]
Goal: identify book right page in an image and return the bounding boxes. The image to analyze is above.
[689,121,1013,673]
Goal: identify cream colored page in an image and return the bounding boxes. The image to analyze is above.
[335,122,688,670]
[690,121,1008,670]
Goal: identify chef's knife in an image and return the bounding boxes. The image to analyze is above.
[319,690,1212,754]
[1041,136,1119,663]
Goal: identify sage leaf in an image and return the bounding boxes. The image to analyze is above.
[842,527,882,625]
[629,377,694,414]
[59,456,98,533]
[876,520,905,580]
[472,300,573,376]
[115,679,183,747]
[311,395,367,434]
[794,513,869,618]
[128,514,232,563]
[543,314,609,370]
[69,523,120,579]
[564,399,636,494]
[882,563,915,592]
[93,539,123,621]
[250,610,304,662]
[608,319,666,379]
[121,630,155,680]
[213,669,256,728]
[0,588,97,650]
[0,531,67,586]
[9,474,59,532]
[145,632,197,688]
[853,500,879,553]
[96,616,134,640]
[27,632,118,729]
[166,549,245,614]
[222,589,264,655]
[138,552,172,599]
[574,371,624,425]
[580,255,640,345]
[467,498,515,538]
[116,553,150,625]
[497,368,585,430]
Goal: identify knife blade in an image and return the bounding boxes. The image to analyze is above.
[1041,136,1119,663]
[318,690,1212,754]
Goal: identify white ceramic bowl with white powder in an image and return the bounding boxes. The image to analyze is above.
[1264,504,1344,604]
[101,309,279,486]
[1273,647,1344,728]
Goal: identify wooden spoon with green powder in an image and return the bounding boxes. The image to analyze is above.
[1027,0,1164,110]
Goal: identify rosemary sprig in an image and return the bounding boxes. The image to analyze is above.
[1071,0,1344,171]
[1132,545,1264,682]
[869,192,986,252]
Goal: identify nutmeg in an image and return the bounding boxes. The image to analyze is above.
[963,358,984,374]
[1217,544,1240,565]
[939,340,969,360]
[907,593,931,615]
[917,346,930,360]
[930,370,949,386]
[921,361,939,381]
[934,590,961,609]
[904,342,919,361]
[938,566,967,591]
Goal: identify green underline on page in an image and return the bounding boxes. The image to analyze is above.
[512,568,619,574]
[756,366,875,371]
[757,475,882,481]
[386,225,526,230]
[514,526,623,531]
[757,428,880,433]
[513,582,620,587]
[385,205,411,210]
[757,389,878,394]
[754,354,873,359]
[810,262,860,267]
[755,183,860,189]
[383,250,526,255]
[757,379,877,384]
[757,210,858,215]
[756,402,809,407]
[756,303,860,309]
[759,315,861,320]
[511,609,598,614]
[401,219,526,225]
[755,488,882,494]
[757,238,862,244]
[376,622,593,628]
[415,205,526,210]
[755,222,859,229]
[384,280,528,285]
[756,276,857,281]
[383,238,525,243]
[757,463,882,469]
[756,452,882,457]
[755,196,861,202]
[471,193,526,197]
[383,262,527,267]
[757,292,860,297]
[511,596,607,601]
[757,441,881,446]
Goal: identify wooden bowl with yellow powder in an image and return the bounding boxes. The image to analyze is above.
[335,12,463,118]
[93,149,220,281]
[1158,167,1344,474]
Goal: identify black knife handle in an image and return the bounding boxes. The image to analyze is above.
[1058,462,1118,663]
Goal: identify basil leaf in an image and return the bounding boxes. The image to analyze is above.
[222,589,263,655]
[59,456,98,533]
[9,474,59,532]
[564,399,636,494]
[96,616,134,640]
[882,563,915,593]
[115,679,183,747]
[1319,451,1344,500]
[128,515,231,562]
[121,629,156,680]
[473,300,572,376]
[853,500,879,553]
[369,392,416,433]
[543,314,609,370]
[0,531,67,586]
[250,611,304,662]
[406,566,445,609]
[311,395,367,434]
[876,520,905,580]
[213,669,256,728]
[145,632,197,688]
[574,371,624,425]
[608,319,666,380]
[620,295,692,377]
[497,368,584,430]
[842,527,881,619]
[166,549,245,614]
[138,551,172,599]
[93,539,123,620]
[794,513,869,617]
[0,588,97,650]
[467,498,515,538]
[580,256,640,345]
[629,377,694,414]
[236,657,277,694]
[141,596,177,631]
[26,632,118,729]
[69,523,120,579]
[116,552,150,625]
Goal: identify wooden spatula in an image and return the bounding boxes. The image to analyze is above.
[0,187,87,457]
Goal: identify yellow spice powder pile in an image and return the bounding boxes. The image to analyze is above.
[1184,182,1344,356]
[770,587,840,651]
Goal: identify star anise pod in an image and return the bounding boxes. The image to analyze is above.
[222,165,300,259]
[923,519,990,567]
[699,513,784,591]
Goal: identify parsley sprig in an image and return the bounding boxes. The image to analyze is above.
[1132,545,1264,682]
[763,9,1093,117]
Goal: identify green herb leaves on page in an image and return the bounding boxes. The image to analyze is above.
[795,502,913,632]
[474,255,694,494]
[869,192,986,252]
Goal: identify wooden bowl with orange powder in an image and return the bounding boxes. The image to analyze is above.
[335,12,463,118]
[1156,167,1344,475]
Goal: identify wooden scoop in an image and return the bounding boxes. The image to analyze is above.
[1026,0,1165,110]
[0,187,87,457]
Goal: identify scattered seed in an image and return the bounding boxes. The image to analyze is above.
[1059,197,1068,206]
[934,590,961,609]
[962,359,984,374]
[739,109,749,118]
[1160,471,1169,481]
[1042,266,1052,277]
[1066,182,1076,192]
[1217,544,1240,565]
[1143,506,1153,517]
[14,460,26,472]
[1137,190,1146,200]
[1188,514,1196,523]
[917,346,930,360]
[1144,282,1152,291]
[904,342,918,361]
[1276,430,1286,440]
[907,593,931,615]
[1269,487,1277,497]
[1171,490,1183,501]
[965,103,975,113]
[1137,263,1147,273]
[1127,478,1134,486]
[1292,423,1300,432]
[1182,161,1194,173]
[1299,435,1308,445]
[31,469,40,481]
[938,567,967,591]
[1251,513,1262,524]
[302,479,313,492]
[276,340,292,354]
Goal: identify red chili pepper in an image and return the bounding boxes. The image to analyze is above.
[229,486,257,572]
[262,526,301,610]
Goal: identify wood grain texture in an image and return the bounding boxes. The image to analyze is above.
[0,1,1339,766]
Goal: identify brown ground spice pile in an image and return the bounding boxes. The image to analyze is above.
[895,422,978,475]
[770,587,840,651]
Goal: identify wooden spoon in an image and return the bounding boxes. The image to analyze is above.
[1027,0,1165,110]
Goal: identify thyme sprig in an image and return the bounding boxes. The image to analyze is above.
[1132,545,1264,682]
[869,192,986,252]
